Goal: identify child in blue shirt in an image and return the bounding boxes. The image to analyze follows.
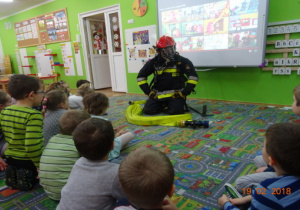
[83,92,134,159]
[218,123,300,209]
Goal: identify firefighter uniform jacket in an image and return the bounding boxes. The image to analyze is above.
[137,54,198,97]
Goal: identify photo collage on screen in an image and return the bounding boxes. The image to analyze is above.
[161,0,259,52]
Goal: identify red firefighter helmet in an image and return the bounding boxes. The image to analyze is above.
[156,36,176,48]
[156,36,176,61]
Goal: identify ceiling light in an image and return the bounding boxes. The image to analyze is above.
[0,0,13,2]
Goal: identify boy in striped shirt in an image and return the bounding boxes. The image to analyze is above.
[0,75,45,191]
[39,110,91,200]
[218,123,300,209]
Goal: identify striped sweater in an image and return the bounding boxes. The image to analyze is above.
[224,175,300,210]
[39,134,80,200]
[0,105,44,168]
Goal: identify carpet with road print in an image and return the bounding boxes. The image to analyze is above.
[0,95,297,210]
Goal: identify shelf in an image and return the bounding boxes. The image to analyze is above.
[51,64,64,66]
[24,56,35,58]
[44,54,57,56]
[22,65,33,67]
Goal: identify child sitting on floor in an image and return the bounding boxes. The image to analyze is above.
[0,91,12,170]
[76,79,90,88]
[83,92,134,159]
[46,80,71,96]
[69,83,94,109]
[218,123,300,209]
[115,146,178,210]
[39,110,91,200]
[42,90,69,146]
[0,75,44,191]
[235,83,300,193]
[57,118,126,210]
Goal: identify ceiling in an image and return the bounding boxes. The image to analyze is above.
[0,0,53,20]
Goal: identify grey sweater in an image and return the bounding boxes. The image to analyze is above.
[57,157,125,210]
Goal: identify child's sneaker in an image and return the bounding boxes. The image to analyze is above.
[5,165,17,189]
[16,168,34,191]
[224,183,242,199]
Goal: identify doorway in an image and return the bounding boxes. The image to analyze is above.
[79,4,128,92]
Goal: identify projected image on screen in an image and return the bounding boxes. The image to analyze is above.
[158,0,268,67]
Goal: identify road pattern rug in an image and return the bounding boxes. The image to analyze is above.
[0,95,297,210]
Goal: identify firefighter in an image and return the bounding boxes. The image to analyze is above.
[137,35,198,115]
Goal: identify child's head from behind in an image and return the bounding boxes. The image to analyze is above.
[42,90,69,113]
[0,91,12,111]
[8,75,43,105]
[292,84,300,115]
[76,83,94,97]
[76,79,90,88]
[264,123,300,177]
[73,118,114,160]
[46,81,69,95]
[59,110,90,135]
[119,147,175,209]
[83,92,109,115]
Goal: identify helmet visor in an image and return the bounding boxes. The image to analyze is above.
[161,46,175,60]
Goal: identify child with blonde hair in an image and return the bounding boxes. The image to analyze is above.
[69,83,94,109]
[83,92,134,159]
[42,90,69,145]
[0,91,12,170]
[46,80,71,96]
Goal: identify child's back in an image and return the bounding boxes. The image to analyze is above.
[1,105,43,165]
[58,157,123,209]
[42,90,69,145]
[0,75,44,190]
[39,110,90,200]
[57,118,125,210]
[219,123,300,210]
[83,92,134,159]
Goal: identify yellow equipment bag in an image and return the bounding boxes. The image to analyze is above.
[125,100,192,126]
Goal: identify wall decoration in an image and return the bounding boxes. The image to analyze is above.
[14,8,70,48]
[262,21,300,75]
[60,42,75,76]
[37,8,70,44]
[125,25,156,73]
[14,18,39,47]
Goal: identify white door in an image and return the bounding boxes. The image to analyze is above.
[86,18,111,89]
[105,11,127,92]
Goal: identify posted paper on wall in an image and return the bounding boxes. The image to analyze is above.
[34,49,53,76]
[125,25,157,73]
[15,49,23,74]
[73,41,83,76]
[19,48,30,74]
[61,42,75,76]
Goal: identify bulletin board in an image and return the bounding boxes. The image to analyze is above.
[37,8,70,44]
[14,18,39,48]
[125,25,157,73]
[14,8,70,48]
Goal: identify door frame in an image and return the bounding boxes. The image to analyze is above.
[78,4,127,91]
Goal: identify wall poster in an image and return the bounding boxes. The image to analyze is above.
[37,8,70,44]
[14,18,39,47]
[14,8,70,47]
[125,25,157,73]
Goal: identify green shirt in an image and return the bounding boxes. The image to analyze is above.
[0,105,44,168]
[39,134,80,200]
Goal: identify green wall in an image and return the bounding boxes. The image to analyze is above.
[0,0,299,105]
